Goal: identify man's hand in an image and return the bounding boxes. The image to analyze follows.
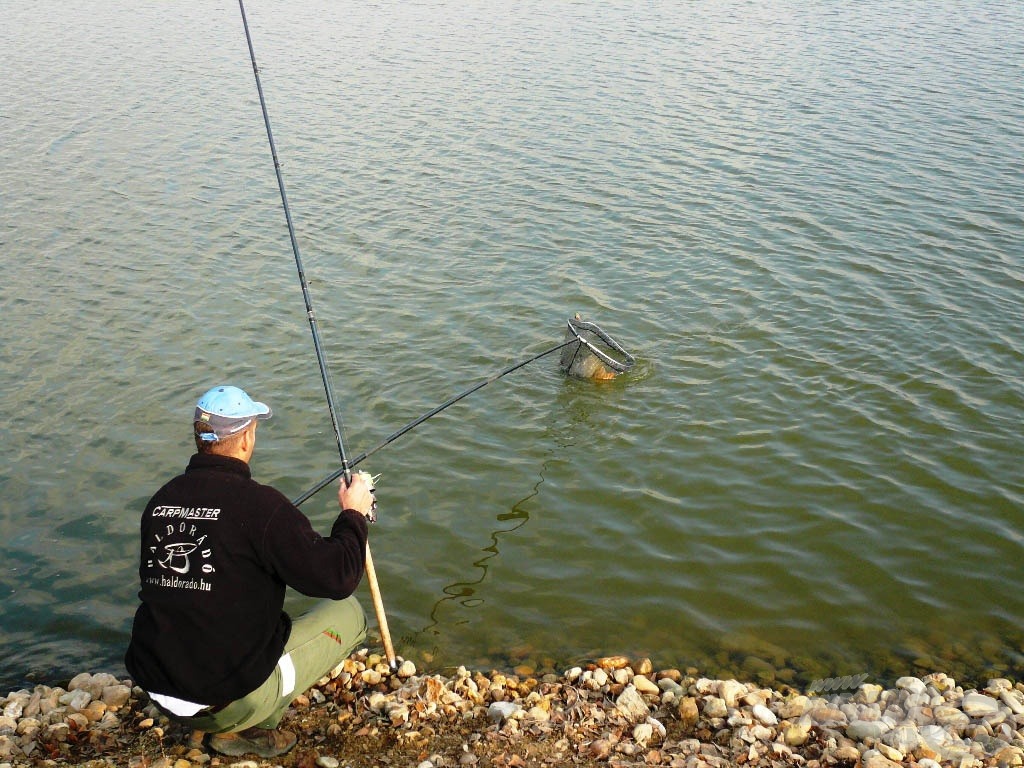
[338,471,377,521]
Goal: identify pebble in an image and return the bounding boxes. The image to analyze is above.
[1000,690,1024,715]
[718,680,746,708]
[751,703,777,725]
[778,694,810,718]
[848,719,888,740]
[486,701,520,724]
[964,693,1002,717]
[1,657,1023,768]
[863,749,902,768]
[897,676,928,695]
[615,685,651,722]
[678,696,699,728]
[633,674,660,696]
[784,722,811,746]
[633,722,654,745]
[702,696,728,718]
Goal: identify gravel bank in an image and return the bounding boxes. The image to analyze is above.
[1,652,1022,768]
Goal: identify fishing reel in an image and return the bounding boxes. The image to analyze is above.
[354,470,379,523]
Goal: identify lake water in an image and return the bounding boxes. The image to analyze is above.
[1,0,1021,693]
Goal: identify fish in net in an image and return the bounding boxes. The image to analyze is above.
[559,314,635,381]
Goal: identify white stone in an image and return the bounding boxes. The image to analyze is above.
[693,678,717,695]
[986,679,1013,695]
[487,701,520,724]
[934,705,969,728]
[962,692,1000,717]
[904,691,930,710]
[847,720,888,740]
[752,704,778,726]
[58,689,92,711]
[316,757,340,768]
[772,742,793,759]
[982,709,1007,727]
[615,686,650,723]
[777,695,810,719]
[920,724,954,748]
[658,678,684,696]
[398,660,417,678]
[839,702,860,721]
[633,722,654,745]
[883,724,921,753]
[387,703,410,725]
[1000,689,1024,715]
[647,716,666,739]
[101,685,131,708]
[896,677,926,695]
[702,696,728,719]
[367,692,388,713]
[855,684,884,704]
[67,673,95,693]
[743,690,769,707]
[736,726,758,745]
[718,680,746,708]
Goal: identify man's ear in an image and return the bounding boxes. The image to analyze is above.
[241,423,257,454]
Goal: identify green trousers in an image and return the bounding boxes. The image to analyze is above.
[181,596,367,733]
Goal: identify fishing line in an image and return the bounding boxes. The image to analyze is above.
[237,0,397,668]
[293,315,634,507]
[291,338,577,507]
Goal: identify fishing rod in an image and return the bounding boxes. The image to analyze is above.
[291,338,577,507]
[238,0,397,669]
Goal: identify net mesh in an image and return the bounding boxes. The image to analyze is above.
[559,314,635,380]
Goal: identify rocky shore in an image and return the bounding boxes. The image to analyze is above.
[1,652,1022,768]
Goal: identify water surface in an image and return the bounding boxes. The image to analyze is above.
[1,0,1021,691]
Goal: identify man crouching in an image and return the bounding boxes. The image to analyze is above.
[125,385,376,758]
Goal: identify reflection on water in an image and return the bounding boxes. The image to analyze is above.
[421,507,533,635]
[413,443,568,648]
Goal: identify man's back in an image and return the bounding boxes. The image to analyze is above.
[125,452,367,705]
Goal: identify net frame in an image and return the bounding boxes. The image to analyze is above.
[562,316,635,374]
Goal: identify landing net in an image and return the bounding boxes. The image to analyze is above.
[559,314,635,380]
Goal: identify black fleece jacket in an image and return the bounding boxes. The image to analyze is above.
[124,452,368,705]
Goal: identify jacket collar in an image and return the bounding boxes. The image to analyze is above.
[186,452,252,479]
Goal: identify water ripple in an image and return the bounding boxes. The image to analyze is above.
[1,0,1022,689]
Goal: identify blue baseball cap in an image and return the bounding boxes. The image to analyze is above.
[194,385,272,442]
